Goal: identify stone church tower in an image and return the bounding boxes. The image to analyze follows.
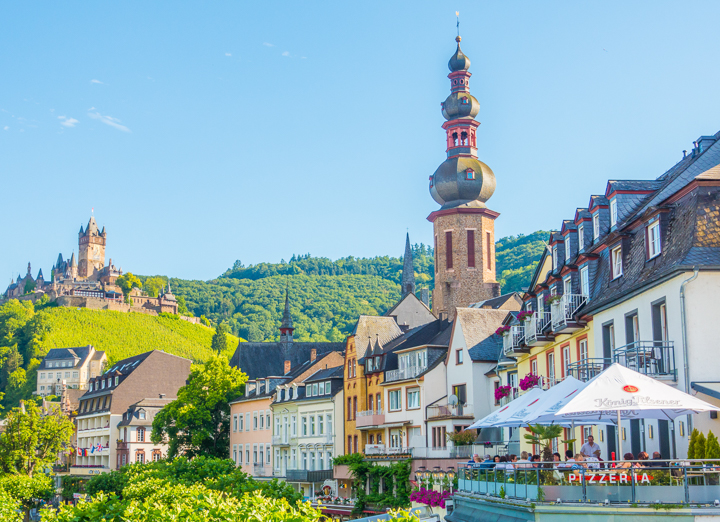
[428,36,500,319]
[77,216,107,279]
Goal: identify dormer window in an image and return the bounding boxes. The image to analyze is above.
[578,225,584,251]
[465,169,475,180]
[611,245,623,279]
[647,220,661,258]
[552,246,558,270]
[139,410,146,420]
[593,213,600,240]
[610,199,618,227]
[564,236,571,261]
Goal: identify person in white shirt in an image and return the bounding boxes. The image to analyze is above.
[580,435,601,459]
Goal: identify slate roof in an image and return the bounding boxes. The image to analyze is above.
[579,134,720,314]
[305,365,344,382]
[469,292,522,310]
[455,308,508,362]
[384,292,436,330]
[352,316,403,358]
[229,341,344,381]
[43,346,100,369]
[606,180,664,194]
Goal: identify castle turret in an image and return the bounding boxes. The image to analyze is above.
[428,35,500,319]
[401,233,416,297]
[78,216,106,279]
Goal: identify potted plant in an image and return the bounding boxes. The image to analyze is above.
[495,385,512,402]
[545,295,562,305]
[517,310,533,322]
[495,325,511,336]
[519,373,541,391]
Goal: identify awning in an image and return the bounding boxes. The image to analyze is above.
[375,421,410,429]
[692,382,720,401]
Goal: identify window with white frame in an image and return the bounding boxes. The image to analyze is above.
[648,220,661,258]
[233,445,237,464]
[40,373,45,379]
[245,412,250,431]
[266,447,270,465]
[239,414,244,431]
[275,449,281,469]
[407,388,420,409]
[233,415,238,432]
[593,213,600,240]
[266,411,270,428]
[565,236,571,260]
[563,277,572,295]
[326,414,332,435]
[547,352,556,382]
[389,390,401,411]
[291,415,297,436]
[253,412,258,430]
[73,371,79,378]
[245,447,250,464]
[313,383,319,395]
[610,199,618,227]
[325,382,331,394]
[253,444,258,464]
[319,414,324,435]
[580,266,589,296]
[239,445,243,464]
[552,246,558,269]
[578,225,584,250]
[310,415,316,436]
[259,413,264,430]
[301,416,307,436]
[562,345,571,377]
[302,452,307,470]
[275,417,281,435]
[611,245,623,278]
[531,358,538,375]
[579,338,588,361]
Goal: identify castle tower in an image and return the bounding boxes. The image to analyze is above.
[428,35,500,319]
[78,216,107,279]
[401,233,416,298]
[279,287,294,344]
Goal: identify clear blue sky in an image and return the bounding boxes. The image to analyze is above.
[2,1,720,282]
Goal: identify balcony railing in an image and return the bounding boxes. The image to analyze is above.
[499,388,519,406]
[356,409,385,428]
[567,358,611,382]
[364,444,386,455]
[253,464,273,477]
[502,326,526,357]
[523,312,552,346]
[385,365,427,383]
[615,340,676,380]
[427,402,473,419]
[551,294,587,331]
[286,469,333,483]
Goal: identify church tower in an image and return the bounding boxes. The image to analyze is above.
[401,233,416,297]
[78,216,107,279]
[428,35,500,319]
[279,287,294,344]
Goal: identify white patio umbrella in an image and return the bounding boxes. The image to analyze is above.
[468,387,544,430]
[556,363,720,459]
[499,376,588,427]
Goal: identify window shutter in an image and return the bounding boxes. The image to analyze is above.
[467,230,475,267]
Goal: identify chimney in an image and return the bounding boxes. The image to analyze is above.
[310,348,317,362]
[284,360,292,375]
[245,380,256,397]
[159,393,166,399]
[421,288,430,307]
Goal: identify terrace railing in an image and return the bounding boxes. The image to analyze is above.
[457,460,720,505]
[614,341,676,381]
[524,312,552,345]
[502,326,526,357]
[567,358,612,382]
[385,365,426,383]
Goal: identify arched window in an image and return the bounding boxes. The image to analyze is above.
[461,132,468,146]
[452,132,458,146]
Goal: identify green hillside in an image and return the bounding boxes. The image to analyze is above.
[168,232,548,343]
[0,299,240,410]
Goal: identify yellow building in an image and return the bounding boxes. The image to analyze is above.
[498,218,606,457]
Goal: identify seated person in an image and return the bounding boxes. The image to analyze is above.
[558,450,575,469]
[479,454,495,469]
[636,452,649,468]
[552,452,563,468]
[648,451,666,468]
[505,454,517,471]
[618,452,635,469]
[585,454,601,469]
[571,454,587,470]
[495,456,508,471]
[516,451,532,469]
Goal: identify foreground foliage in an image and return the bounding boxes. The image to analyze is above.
[334,453,412,514]
[0,399,74,476]
[152,356,247,459]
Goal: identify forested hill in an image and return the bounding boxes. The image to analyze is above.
[169,231,548,343]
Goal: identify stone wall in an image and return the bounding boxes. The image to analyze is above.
[56,296,159,315]
[431,210,501,319]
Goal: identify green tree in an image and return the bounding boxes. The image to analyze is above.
[6,368,26,390]
[706,431,720,462]
[176,295,191,316]
[116,273,143,303]
[688,428,699,459]
[211,323,228,354]
[143,276,167,298]
[0,473,53,511]
[151,356,247,459]
[0,399,75,476]
[23,280,36,294]
[696,431,707,460]
[524,424,573,463]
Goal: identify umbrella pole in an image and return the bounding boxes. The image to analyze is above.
[616,409,622,464]
[571,420,575,455]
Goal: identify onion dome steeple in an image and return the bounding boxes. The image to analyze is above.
[430,35,496,210]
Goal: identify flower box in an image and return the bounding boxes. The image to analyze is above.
[495,325,511,336]
[494,385,512,401]
[519,373,541,391]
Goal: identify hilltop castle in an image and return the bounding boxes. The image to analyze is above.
[3,216,178,315]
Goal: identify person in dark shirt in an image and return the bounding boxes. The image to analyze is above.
[648,451,667,468]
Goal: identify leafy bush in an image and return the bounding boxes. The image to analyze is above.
[446,429,476,446]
